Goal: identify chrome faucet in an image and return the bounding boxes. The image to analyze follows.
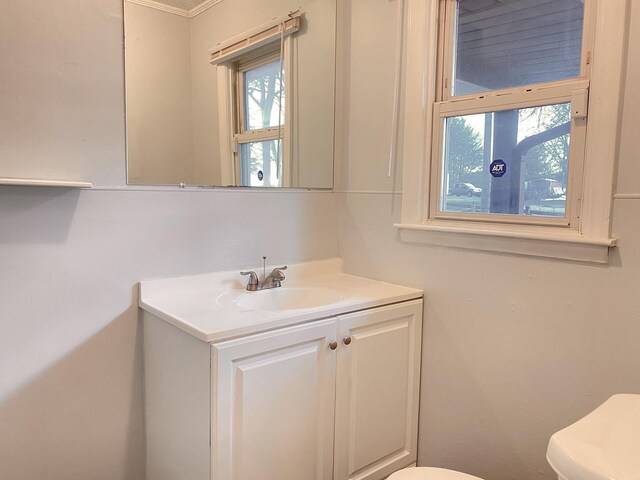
[262,267,287,289]
[240,271,260,291]
[240,258,287,291]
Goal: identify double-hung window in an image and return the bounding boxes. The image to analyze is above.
[433,0,590,226]
[398,0,628,262]
[234,49,286,188]
[210,11,300,188]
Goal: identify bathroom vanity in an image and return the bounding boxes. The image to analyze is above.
[139,259,423,480]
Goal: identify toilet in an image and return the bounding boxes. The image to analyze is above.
[389,394,640,480]
[388,467,481,480]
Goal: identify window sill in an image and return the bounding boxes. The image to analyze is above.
[394,221,616,264]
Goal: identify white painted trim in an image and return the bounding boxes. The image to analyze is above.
[332,0,346,191]
[236,128,284,143]
[614,194,640,200]
[88,185,330,193]
[208,11,301,65]
[436,81,589,115]
[217,65,236,186]
[334,190,402,195]
[125,0,191,18]
[124,0,224,18]
[387,0,405,179]
[396,223,614,264]
[0,178,92,188]
[580,0,629,238]
[399,0,438,225]
[283,35,295,188]
[217,36,295,188]
[188,0,222,17]
[395,222,616,247]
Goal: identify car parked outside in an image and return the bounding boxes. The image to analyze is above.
[449,183,482,197]
[524,178,565,202]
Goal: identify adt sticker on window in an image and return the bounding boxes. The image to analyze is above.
[490,159,507,178]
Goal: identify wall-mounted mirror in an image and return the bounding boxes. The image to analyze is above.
[124,0,335,188]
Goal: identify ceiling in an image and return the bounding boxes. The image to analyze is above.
[150,0,210,13]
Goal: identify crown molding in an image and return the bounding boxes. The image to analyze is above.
[189,0,223,17]
[126,0,191,17]
[125,0,224,18]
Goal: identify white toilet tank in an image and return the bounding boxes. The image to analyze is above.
[547,394,640,480]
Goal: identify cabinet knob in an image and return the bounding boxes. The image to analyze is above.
[343,336,352,346]
[329,341,338,350]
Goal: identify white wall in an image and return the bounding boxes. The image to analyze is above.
[4,1,639,479]
[337,2,640,480]
[124,3,195,185]
[0,1,338,479]
[0,0,125,186]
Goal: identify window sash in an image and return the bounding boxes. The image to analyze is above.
[437,0,595,103]
[430,89,587,228]
[238,139,283,188]
[235,50,285,136]
[236,127,282,144]
[217,30,295,187]
[437,81,589,115]
[429,0,593,229]
[230,44,292,187]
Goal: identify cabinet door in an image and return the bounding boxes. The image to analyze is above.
[334,300,423,480]
[212,319,337,480]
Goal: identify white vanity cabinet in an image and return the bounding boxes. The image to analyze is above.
[334,301,422,480]
[140,260,423,480]
[143,299,422,480]
[211,300,422,480]
[212,319,338,480]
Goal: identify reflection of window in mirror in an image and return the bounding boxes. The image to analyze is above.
[212,12,299,188]
[233,49,288,188]
[125,6,335,188]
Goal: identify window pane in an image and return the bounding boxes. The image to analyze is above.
[239,140,283,188]
[453,0,585,96]
[440,103,571,218]
[244,59,285,131]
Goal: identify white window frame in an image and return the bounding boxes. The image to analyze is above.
[233,49,290,187]
[431,82,589,229]
[396,0,628,263]
[212,11,299,187]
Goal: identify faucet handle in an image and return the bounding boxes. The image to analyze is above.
[271,266,287,279]
[240,271,259,291]
[263,266,287,289]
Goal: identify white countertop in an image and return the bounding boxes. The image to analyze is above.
[139,258,423,342]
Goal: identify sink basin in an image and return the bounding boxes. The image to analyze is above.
[219,286,348,312]
[139,258,424,342]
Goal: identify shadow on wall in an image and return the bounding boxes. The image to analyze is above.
[0,289,145,480]
[0,186,81,244]
[417,304,533,479]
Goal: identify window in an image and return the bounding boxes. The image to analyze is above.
[397,0,628,263]
[234,50,286,188]
[433,0,589,226]
[210,11,300,187]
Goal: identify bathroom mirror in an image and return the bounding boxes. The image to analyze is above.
[124,0,335,188]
